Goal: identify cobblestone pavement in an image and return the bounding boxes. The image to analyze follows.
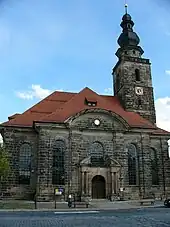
[0,208,170,227]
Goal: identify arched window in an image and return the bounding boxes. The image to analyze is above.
[19,143,31,185]
[128,144,138,185]
[135,69,140,81]
[52,140,65,185]
[90,142,104,167]
[150,148,159,185]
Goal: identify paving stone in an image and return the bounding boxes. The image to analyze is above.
[0,208,170,227]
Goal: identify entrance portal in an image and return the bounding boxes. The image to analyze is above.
[92,175,106,199]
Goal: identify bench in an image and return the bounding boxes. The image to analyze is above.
[139,199,155,206]
[73,201,89,208]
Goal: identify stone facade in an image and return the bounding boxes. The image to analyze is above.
[1,110,170,201]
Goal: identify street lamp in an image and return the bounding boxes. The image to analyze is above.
[119,176,124,201]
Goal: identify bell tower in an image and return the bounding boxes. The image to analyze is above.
[112,5,156,124]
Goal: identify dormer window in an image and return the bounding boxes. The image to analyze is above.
[85,98,97,107]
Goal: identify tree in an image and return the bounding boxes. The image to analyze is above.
[0,145,10,194]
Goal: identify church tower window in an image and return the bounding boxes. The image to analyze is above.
[135,69,140,81]
[138,98,142,107]
[52,140,65,185]
[128,144,138,185]
[19,143,31,185]
[150,148,159,185]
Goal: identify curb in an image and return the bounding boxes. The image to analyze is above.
[0,205,165,212]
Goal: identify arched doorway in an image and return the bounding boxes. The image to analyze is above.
[92,175,106,199]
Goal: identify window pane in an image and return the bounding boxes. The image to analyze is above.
[90,142,104,167]
[19,144,31,185]
[128,144,137,185]
[52,140,65,185]
[151,149,159,185]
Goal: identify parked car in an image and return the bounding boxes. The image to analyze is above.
[164,199,170,208]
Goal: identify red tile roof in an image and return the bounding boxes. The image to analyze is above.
[1,87,170,135]
[8,113,21,120]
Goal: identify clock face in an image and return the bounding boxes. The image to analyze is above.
[135,87,143,95]
[94,119,100,126]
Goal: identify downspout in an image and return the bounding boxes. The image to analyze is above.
[140,133,145,197]
[160,137,166,197]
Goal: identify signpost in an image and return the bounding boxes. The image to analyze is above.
[54,187,63,209]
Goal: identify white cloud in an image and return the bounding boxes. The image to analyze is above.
[165,70,170,75]
[155,97,170,132]
[16,84,53,100]
[104,88,112,94]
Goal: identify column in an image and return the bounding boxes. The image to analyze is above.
[107,170,110,196]
[114,172,117,194]
[81,171,84,195]
[86,172,89,195]
[88,173,92,196]
[111,172,114,195]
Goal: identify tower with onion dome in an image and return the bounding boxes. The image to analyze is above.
[112,4,156,124]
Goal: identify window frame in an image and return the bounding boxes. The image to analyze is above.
[90,142,104,167]
[135,69,140,81]
[150,148,159,185]
[19,143,31,185]
[52,140,65,185]
[128,144,138,186]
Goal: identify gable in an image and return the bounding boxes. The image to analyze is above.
[68,109,129,131]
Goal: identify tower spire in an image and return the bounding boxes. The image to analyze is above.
[125,3,128,14]
[115,5,144,58]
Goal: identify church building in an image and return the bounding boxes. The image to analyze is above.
[1,8,170,201]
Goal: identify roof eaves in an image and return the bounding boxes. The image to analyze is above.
[130,124,156,129]
[33,120,64,125]
[0,124,32,129]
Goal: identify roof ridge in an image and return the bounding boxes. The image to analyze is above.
[22,91,56,114]
[38,88,89,121]
[38,87,118,122]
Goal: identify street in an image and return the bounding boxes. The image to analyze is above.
[0,208,170,227]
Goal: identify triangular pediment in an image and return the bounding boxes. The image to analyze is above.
[109,158,121,167]
[80,157,91,166]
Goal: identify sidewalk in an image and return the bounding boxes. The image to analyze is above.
[0,200,165,212]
